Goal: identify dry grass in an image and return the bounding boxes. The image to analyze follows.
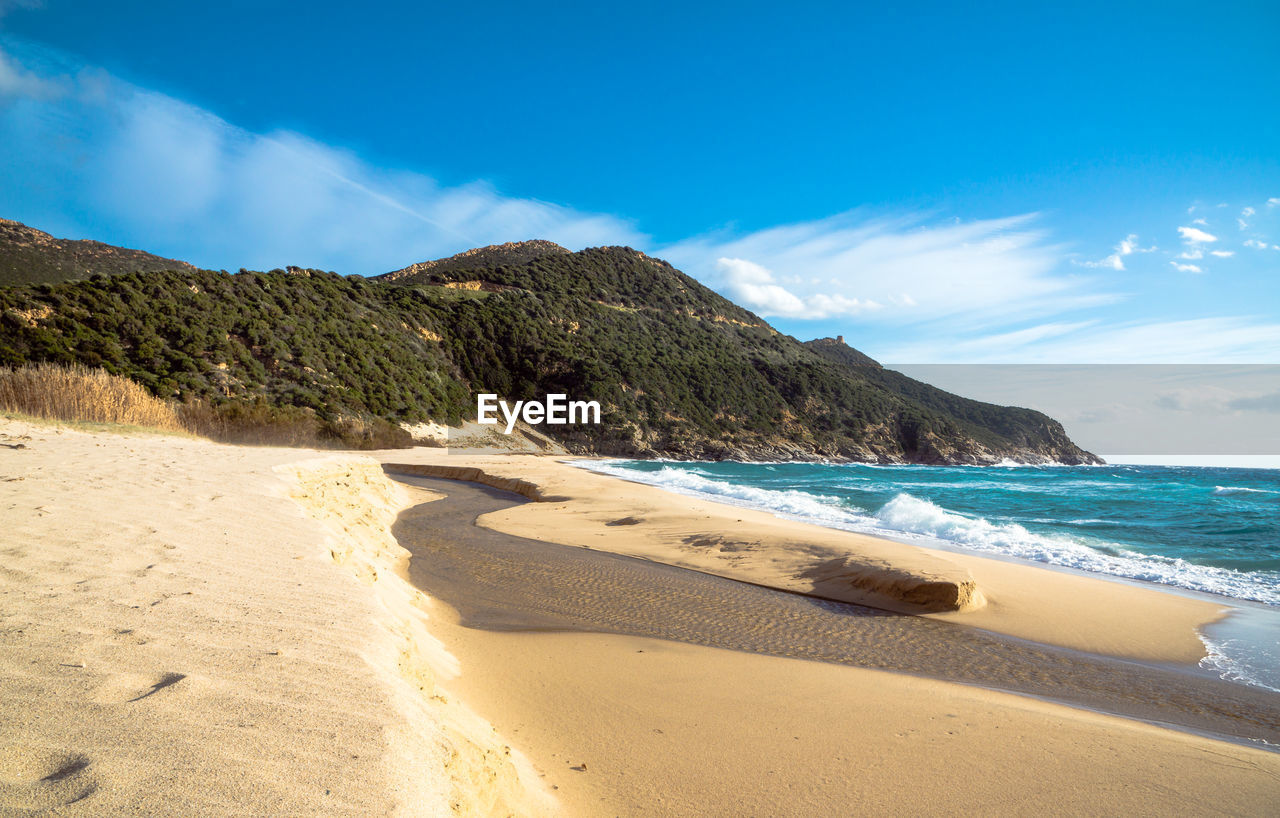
[0,363,185,431]
[0,363,414,449]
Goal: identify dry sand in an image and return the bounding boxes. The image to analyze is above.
[0,418,553,816]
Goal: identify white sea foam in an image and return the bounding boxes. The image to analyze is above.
[583,462,1280,607]
[869,494,1280,605]
[1198,607,1280,694]
[1199,637,1280,694]
[590,463,853,525]
[1212,485,1278,497]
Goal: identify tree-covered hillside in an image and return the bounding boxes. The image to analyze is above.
[0,229,1099,463]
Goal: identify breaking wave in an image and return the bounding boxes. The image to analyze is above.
[584,462,1280,606]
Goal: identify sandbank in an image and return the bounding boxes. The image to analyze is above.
[378,452,1228,664]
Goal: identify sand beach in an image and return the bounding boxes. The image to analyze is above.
[2,418,1278,815]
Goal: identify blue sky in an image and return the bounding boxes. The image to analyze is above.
[1,0,1278,363]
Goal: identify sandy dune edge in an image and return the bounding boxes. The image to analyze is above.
[378,452,1223,663]
[0,419,553,816]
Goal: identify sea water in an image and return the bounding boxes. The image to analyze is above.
[583,459,1280,692]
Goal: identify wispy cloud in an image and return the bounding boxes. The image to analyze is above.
[1209,250,1235,257]
[712,257,882,319]
[660,211,1110,327]
[0,1,42,18]
[0,43,644,273]
[1077,233,1153,270]
[1170,262,1203,273]
[0,44,62,98]
[883,318,1280,363]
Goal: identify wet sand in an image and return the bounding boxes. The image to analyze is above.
[381,454,1226,664]
[390,473,1280,747]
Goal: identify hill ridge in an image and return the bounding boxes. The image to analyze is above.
[0,219,196,287]
[0,228,1099,464]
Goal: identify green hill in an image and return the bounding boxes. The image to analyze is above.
[0,225,1098,463]
[804,338,1090,462]
[0,219,197,287]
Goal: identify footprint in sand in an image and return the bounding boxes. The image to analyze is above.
[0,746,97,810]
[91,671,187,704]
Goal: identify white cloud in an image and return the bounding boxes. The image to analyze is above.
[1209,250,1235,257]
[713,257,882,319]
[1079,254,1126,271]
[1192,217,1208,226]
[927,320,1100,355]
[1170,262,1203,273]
[1269,198,1280,207]
[0,45,643,272]
[1078,233,1154,271]
[882,317,1280,363]
[1178,249,1203,260]
[0,45,64,99]
[662,212,1113,328]
[1242,207,1256,217]
[1244,239,1273,250]
[1177,226,1218,243]
[1238,218,1249,230]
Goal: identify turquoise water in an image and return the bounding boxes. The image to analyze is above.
[585,460,1280,690]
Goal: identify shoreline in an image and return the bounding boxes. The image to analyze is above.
[578,457,1278,609]
[387,472,1280,749]
[377,451,1230,666]
[385,471,1280,814]
[570,456,1280,692]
